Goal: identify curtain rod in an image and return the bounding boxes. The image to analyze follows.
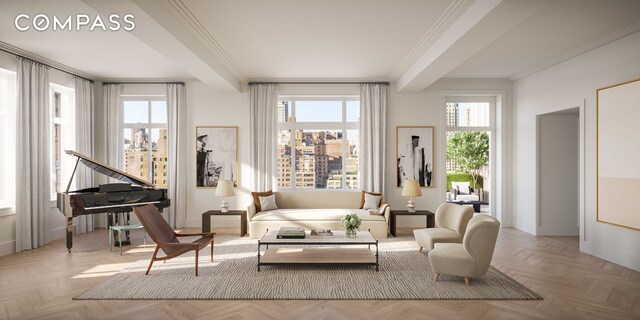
[0,47,95,84]
[102,81,185,85]
[248,81,390,85]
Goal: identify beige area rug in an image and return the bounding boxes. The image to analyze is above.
[74,235,542,300]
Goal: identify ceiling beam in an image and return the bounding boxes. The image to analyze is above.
[396,0,552,93]
[82,0,242,92]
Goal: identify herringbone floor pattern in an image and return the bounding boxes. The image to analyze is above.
[0,227,638,320]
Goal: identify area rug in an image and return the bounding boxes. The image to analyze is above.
[74,235,542,300]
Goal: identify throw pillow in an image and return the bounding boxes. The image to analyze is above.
[251,190,273,212]
[259,194,279,212]
[360,191,382,209]
[363,193,382,210]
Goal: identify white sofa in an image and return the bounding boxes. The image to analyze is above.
[247,191,390,239]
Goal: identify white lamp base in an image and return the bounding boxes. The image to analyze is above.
[407,198,416,213]
[220,198,229,213]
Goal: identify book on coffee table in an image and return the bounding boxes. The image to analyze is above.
[310,229,333,237]
[277,226,306,239]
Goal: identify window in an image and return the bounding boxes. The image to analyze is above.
[0,69,16,210]
[50,84,75,199]
[445,97,495,213]
[276,97,359,190]
[121,97,168,188]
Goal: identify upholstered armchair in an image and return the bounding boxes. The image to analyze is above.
[449,181,482,201]
[428,214,501,285]
[133,204,215,276]
[413,203,473,253]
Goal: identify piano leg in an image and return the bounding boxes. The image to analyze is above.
[66,216,73,253]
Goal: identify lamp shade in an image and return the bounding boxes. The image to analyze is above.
[215,180,236,197]
[402,180,422,197]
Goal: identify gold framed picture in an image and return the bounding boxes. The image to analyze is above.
[195,126,238,188]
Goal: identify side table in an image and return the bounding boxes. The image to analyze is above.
[202,210,247,237]
[390,210,435,237]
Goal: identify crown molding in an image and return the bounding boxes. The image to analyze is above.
[390,0,473,80]
[0,41,96,80]
[167,0,248,81]
[512,21,640,81]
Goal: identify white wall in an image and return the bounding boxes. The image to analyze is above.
[537,113,579,236]
[513,31,640,271]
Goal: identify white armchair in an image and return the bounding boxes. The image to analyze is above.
[428,214,501,285]
[413,203,473,253]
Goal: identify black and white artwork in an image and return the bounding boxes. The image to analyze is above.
[196,126,238,188]
[397,126,434,188]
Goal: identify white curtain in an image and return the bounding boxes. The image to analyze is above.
[15,57,51,252]
[166,83,187,228]
[359,83,389,193]
[74,77,94,234]
[249,84,278,191]
[103,84,121,170]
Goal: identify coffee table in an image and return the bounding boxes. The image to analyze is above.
[257,229,379,271]
[447,200,489,212]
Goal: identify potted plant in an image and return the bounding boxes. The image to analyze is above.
[341,213,362,238]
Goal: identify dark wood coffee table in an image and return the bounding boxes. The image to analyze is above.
[447,200,489,213]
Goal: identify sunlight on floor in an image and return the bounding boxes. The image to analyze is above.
[72,263,134,279]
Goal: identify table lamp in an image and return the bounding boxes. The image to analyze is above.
[215,180,235,213]
[402,179,422,213]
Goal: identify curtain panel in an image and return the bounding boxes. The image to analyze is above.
[103,84,121,170]
[359,83,389,194]
[166,83,187,228]
[249,84,278,191]
[74,77,95,234]
[15,57,51,252]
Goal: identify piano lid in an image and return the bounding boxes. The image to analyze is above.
[65,150,155,188]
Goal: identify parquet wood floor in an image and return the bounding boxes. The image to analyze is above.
[0,227,638,320]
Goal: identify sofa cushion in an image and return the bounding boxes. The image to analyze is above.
[251,190,273,212]
[360,191,382,209]
[363,193,382,210]
[259,194,279,211]
[251,209,386,222]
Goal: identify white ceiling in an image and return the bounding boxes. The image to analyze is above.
[0,0,639,92]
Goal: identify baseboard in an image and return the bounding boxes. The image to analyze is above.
[536,225,579,236]
[581,240,640,272]
[50,226,67,240]
[514,220,535,235]
[0,240,15,256]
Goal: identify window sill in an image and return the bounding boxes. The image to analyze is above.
[0,206,15,217]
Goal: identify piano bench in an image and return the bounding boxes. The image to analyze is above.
[109,224,146,256]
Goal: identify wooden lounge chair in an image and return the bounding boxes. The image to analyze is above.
[133,204,215,276]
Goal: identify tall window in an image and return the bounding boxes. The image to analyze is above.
[445,97,494,212]
[276,97,360,190]
[121,96,168,188]
[50,84,75,198]
[0,69,16,210]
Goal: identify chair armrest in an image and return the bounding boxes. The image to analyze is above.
[175,232,215,237]
[158,242,200,247]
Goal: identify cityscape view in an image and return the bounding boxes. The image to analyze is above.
[123,127,169,188]
[277,100,359,189]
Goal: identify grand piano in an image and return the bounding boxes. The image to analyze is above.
[57,150,170,252]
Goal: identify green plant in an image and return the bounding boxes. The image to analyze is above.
[341,213,362,231]
[446,131,489,188]
[446,173,483,191]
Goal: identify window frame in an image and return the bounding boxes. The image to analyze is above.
[0,69,16,214]
[50,83,76,201]
[276,95,360,192]
[120,95,168,187]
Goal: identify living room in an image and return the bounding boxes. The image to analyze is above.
[0,0,639,319]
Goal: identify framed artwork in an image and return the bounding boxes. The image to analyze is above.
[396,126,434,188]
[597,78,640,231]
[196,126,238,188]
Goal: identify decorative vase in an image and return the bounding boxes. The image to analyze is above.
[345,228,357,238]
